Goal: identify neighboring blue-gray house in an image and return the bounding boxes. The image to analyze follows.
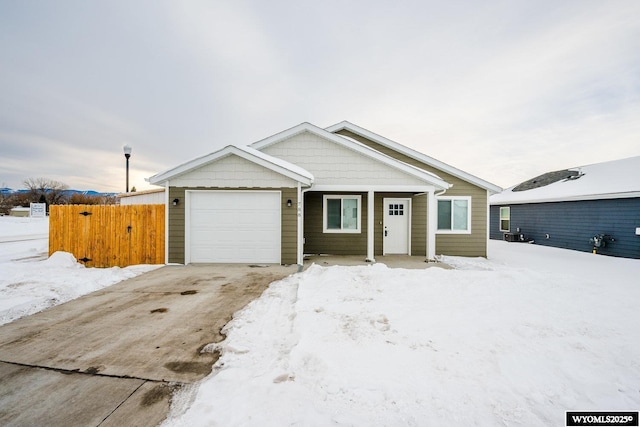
[490,156,640,259]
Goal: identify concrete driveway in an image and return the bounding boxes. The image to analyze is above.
[0,264,296,427]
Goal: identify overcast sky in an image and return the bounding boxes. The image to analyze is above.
[1,0,639,193]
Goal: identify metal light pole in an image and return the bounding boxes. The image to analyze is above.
[123,144,132,193]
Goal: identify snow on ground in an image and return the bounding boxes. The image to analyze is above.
[164,241,640,427]
[0,216,161,326]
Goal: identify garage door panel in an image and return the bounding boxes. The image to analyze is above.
[188,191,281,263]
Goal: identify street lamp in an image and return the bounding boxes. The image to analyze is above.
[123,144,132,193]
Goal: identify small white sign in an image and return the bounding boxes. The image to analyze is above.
[30,203,46,218]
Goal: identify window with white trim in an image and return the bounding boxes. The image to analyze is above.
[437,197,471,233]
[323,195,361,233]
[499,207,510,232]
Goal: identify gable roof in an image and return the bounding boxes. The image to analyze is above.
[148,145,314,186]
[325,121,502,194]
[490,155,640,205]
[250,122,451,190]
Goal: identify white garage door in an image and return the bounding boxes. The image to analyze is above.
[187,191,281,263]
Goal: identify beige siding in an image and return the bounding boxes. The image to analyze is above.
[168,187,185,264]
[411,194,427,256]
[280,188,298,264]
[303,192,368,255]
[337,129,488,257]
[168,187,298,264]
[303,191,426,257]
[262,131,428,186]
[171,154,298,188]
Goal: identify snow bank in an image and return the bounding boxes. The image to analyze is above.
[44,251,82,268]
[0,217,161,325]
[165,242,640,426]
[0,216,49,238]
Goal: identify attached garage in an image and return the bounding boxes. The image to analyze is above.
[186,191,281,264]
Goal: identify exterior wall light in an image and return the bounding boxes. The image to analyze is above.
[172,198,180,206]
[287,199,292,207]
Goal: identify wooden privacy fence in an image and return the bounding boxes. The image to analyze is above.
[49,204,165,268]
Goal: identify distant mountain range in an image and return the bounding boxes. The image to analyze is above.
[0,188,118,197]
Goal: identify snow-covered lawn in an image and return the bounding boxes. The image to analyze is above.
[164,242,640,427]
[2,216,639,425]
[0,216,161,326]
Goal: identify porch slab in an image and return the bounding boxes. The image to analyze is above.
[303,255,452,270]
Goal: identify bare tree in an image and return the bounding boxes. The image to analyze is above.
[68,193,116,205]
[0,185,11,215]
[23,177,69,206]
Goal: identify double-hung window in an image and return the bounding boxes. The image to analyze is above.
[499,207,510,232]
[323,195,361,233]
[437,197,471,234]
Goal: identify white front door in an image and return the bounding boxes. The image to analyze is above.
[383,198,410,255]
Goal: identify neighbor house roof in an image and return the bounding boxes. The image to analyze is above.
[325,121,503,194]
[148,145,314,186]
[490,155,640,205]
[116,188,165,199]
[250,122,452,190]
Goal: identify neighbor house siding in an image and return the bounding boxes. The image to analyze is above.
[168,187,298,264]
[118,189,166,205]
[490,198,640,259]
[337,130,488,257]
[489,205,504,241]
[303,192,368,255]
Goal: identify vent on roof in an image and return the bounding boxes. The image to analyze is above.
[512,169,583,192]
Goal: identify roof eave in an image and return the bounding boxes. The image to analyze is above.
[325,121,502,194]
[490,191,640,205]
[251,122,451,190]
[148,145,314,187]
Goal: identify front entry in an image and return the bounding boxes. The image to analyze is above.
[383,198,410,255]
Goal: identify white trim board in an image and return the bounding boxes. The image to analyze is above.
[310,185,437,193]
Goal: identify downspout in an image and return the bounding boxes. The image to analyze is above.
[366,189,375,263]
[486,190,491,259]
[297,182,302,267]
[164,180,170,265]
[298,184,313,272]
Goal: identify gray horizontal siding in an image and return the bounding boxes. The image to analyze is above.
[490,198,640,259]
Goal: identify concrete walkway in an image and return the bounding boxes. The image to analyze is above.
[303,254,452,270]
[0,264,296,427]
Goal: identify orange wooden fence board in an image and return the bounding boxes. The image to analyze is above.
[49,204,165,267]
